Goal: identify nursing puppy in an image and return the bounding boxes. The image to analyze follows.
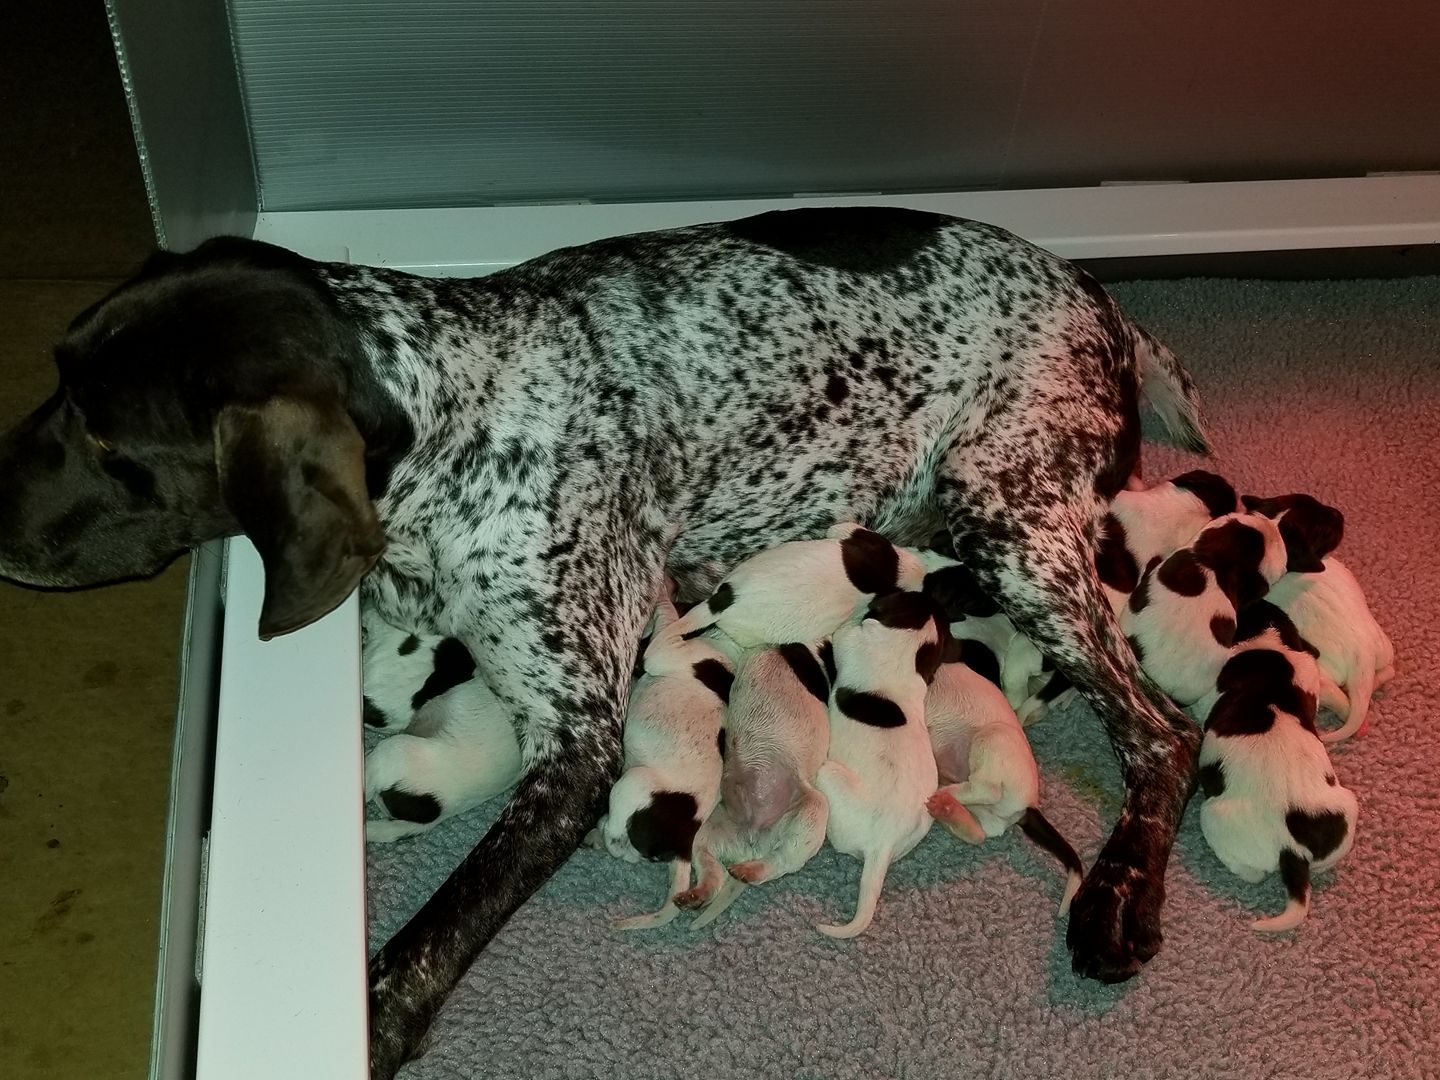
[716,641,833,885]
[645,523,925,666]
[601,592,734,930]
[360,608,523,842]
[921,558,1047,707]
[1193,604,1359,932]
[1265,557,1395,742]
[1120,512,1289,705]
[815,591,949,938]
[1242,492,1386,742]
[925,660,1085,913]
[1096,470,1238,614]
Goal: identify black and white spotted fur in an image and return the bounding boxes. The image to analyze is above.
[0,207,1216,1072]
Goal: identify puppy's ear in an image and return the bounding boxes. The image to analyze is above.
[1241,494,1345,573]
[215,396,386,639]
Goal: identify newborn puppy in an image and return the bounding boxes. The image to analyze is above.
[1193,607,1359,932]
[1096,470,1239,614]
[1265,557,1395,742]
[716,641,833,885]
[925,660,1084,913]
[814,591,948,938]
[602,592,734,930]
[1120,512,1288,705]
[921,558,1047,708]
[360,608,523,842]
[645,522,925,668]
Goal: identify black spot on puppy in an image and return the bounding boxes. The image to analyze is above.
[1171,470,1238,518]
[778,642,830,704]
[1205,694,1277,737]
[627,791,701,861]
[835,687,907,728]
[397,635,420,656]
[1210,614,1236,647]
[865,589,933,629]
[380,788,441,824]
[1236,600,1319,657]
[1126,634,1145,663]
[958,639,1002,688]
[707,581,736,614]
[1197,762,1226,797]
[692,659,734,704]
[411,637,477,710]
[1095,514,1140,595]
[362,697,390,728]
[1285,808,1349,861]
[1193,520,1271,608]
[923,563,1000,619]
[1156,549,1206,598]
[915,636,945,684]
[1128,557,1161,612]
[840,527,902,595]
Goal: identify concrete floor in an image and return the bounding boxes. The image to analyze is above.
[0,7,184,1079]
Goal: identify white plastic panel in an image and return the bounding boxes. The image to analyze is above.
[254,175,1440,275]
[195,537,368,1080]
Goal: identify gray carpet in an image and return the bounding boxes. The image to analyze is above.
[367,276,1440,1080]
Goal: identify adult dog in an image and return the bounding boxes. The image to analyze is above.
[0,207,1209,1075]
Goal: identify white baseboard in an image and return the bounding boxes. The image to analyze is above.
[255,174,1440,276]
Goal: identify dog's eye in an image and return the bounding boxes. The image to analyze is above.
[89,434,116,454]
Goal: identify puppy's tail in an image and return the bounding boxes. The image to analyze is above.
[1018,807,1085,915]
[1319,665,1371,744]
[1132,321,1212,456]
[1252,849,1311,933]
[816,848,892,939]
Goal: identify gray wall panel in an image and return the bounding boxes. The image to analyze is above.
[109,0,258,249]
[228,0,1440,212]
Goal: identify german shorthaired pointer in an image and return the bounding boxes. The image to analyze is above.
[0,206,1211,1075]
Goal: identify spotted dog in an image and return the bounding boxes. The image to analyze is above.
[0,207,1212,1074]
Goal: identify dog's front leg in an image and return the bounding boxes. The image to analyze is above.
[366,542,660,1078]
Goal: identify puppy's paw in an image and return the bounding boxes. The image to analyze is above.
[727,859,770,885]
[1065,852,1164,983]
[926,788,986,844]
[674,884,714,909]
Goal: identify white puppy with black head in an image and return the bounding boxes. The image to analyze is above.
[1193,601,1359,932]
[924,659,1084,913]
[361,607,523,842]
[644,522,925,668]
[1244,492,1392,743]
[1120,511,1291,705]
[814,590,948,938]
[601,590,735,930]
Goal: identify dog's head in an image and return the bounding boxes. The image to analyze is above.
[1239,492,1345,573]
[0,238,411,638]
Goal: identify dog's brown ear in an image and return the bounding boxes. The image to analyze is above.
[215,396,385,640]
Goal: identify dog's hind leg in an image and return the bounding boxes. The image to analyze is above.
[366,536,662,1078]
[936,412,1200,983]
[614,859,690,931]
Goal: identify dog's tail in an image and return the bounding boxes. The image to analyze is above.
[1131,321,1212,456]
[1018,807,1085,915]
[1252,849,1311,932]
[816,847,893,939]
[1319,665,1370,744]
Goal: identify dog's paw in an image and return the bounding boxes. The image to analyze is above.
[727,859,770,885]
[674,884,713,909]
[925,788,986,844]
[1065,852,1164,983]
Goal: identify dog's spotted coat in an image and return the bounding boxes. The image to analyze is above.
[0,207,1213,1076]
